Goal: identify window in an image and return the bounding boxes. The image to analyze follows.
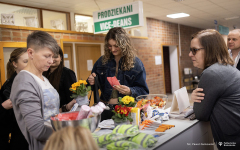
[42,10,69,30]
[0,3,40,27]
[75,14,93,33]
[0,3,71,30]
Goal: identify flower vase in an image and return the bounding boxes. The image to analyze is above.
[75,95,89,106]
[114,120,130,127]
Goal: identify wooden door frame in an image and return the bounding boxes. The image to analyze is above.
[60,39,104,50]
[161,44,182,94]
[0,42,27,86]
[63,43,74,70]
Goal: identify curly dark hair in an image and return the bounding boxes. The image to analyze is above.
[102,27,136,71]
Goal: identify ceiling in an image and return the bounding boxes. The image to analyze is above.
[0,0,240,30]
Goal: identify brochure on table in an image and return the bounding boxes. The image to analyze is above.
[170,87,193,118]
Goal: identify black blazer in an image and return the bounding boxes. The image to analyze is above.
[237,61,240,71]
[0,72,28,150]
[59,67,77,107]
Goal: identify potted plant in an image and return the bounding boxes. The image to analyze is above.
[119,96,136,107]
[112,105,133,126]
[69,80,91,106]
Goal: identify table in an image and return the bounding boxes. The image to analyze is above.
[148,119,213,150]
[97,118,214,150]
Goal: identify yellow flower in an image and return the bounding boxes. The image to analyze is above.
[71,87,76,91]
[75,82,81,87]
[71,83,75,87]
[78,80,88,85]
[121,96,135,105]
[69,87,76,93]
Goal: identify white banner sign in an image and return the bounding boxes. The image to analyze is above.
[93,1,144,34]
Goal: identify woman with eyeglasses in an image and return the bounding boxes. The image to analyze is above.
[189,29,240,150]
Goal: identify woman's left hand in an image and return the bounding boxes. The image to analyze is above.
[114,85,131,95]
[66,99,77,110]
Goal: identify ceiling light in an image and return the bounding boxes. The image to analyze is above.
[167,13,190,19]
[224,16,239,20]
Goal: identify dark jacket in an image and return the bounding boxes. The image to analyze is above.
[194,63,240,150]
[91,56,149,102]
[0,72,28,150]
[58,67,77,107]
[236,61,240,71]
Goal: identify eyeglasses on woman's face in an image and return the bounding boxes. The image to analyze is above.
[189,48,204,55]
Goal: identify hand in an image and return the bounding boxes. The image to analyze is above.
[66,99,77,110]
[2,99,13,110]
[191,88,205,103]
[88,73,96,85]
[114,85,131,95]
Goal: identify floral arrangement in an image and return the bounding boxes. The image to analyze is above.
[112,105,133,123]
[119,96,136,107]
[69,80,91,98]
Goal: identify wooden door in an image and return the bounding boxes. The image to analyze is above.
[163,46,172,93]
[63,43,74,70]
[75,44,101,106]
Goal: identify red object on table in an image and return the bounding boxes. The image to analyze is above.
[53,112,79,121]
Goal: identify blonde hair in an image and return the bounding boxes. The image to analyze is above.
[103,27,136,71]
[44,126,99,150]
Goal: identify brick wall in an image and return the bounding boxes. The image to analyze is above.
[0,18,202,94]
[132,18,201,94]
[178,24,203,86]
[0,28,105,45]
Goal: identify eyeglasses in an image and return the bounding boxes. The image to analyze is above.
[190,48,204,55]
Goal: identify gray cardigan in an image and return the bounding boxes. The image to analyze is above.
[10,71,53,150]
[194,63,240,150]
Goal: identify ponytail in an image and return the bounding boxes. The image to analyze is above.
[6,48,27,79]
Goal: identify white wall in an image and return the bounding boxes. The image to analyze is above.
[169,46,180,93]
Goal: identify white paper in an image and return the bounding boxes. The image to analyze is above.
[64,60,70,69]
[170,87,190,114]
[87,60,93,71]
[64,54,68,58]
[98,119,115,129]
[175,87,190,113]
[184,68,192,75]
[155,55,162,65]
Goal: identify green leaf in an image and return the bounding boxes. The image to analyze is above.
[117,113,122,118]
[87,86,91,91]
[70,93,78,99]
[118,97,122,102]
[128,117,133,122]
